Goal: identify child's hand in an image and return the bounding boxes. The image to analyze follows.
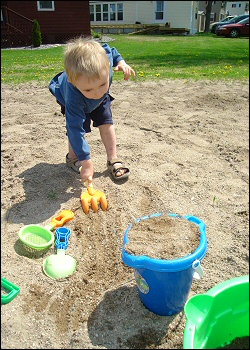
[114,60,136,81]
[79,159,94,184]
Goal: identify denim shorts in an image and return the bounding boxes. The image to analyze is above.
[58,93,114,133]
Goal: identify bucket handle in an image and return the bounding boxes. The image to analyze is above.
[192,259,204,279]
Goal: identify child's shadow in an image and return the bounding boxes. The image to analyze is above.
[6,162,83,225]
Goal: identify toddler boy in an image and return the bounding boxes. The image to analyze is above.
[49,37,135,185]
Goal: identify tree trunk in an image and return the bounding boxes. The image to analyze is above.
[204,1,213,33]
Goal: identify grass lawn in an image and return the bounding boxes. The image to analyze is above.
[1,34,249,84]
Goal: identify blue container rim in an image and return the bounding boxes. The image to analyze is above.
[122,213,208,272]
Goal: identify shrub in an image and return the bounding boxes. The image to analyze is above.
[91,29,102,39]
[32,19,42,47]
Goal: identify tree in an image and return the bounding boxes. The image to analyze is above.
[204,1,213,33]
[32,19,42,47]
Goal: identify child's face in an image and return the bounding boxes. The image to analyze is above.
[74,68,109,100]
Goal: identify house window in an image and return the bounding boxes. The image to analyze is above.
[231,3,241,8]
[155,1,164,20]
[90,2,123,22]
[117,3,123,20]
[37,1,55,11]
[210,12,215,21]
[90,4,94,21]
[96,4,101,21]
[103,4,109,21]
[110,4,116,21]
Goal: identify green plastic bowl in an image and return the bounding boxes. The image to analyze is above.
[183,275,249,349]
[18,224,54,250]
[42,249,77,279]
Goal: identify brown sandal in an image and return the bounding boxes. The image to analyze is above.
[66,153,80,174]
[107,158,130,181]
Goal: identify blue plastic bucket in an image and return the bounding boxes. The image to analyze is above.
[122,213,208,316]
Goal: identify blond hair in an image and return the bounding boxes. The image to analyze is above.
[64,37,110,83]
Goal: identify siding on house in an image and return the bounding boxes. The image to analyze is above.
[199,1,223,22]
[90,1,198,33]
[225,1,249,16]
[129,1,154,24]
[2,1,91,35]
[198,1,249,26]
[90,1,156,25]
[165,1,196,29]
[1,1,91,47]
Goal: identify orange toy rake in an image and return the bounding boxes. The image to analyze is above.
[79,170,108,214]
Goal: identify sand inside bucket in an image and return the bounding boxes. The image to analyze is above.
[125,215,200,260]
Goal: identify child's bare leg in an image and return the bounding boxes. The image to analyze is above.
[67,141,81,166]
[98,124,117,160]
[98,124,127,177]
[68,141,77,159]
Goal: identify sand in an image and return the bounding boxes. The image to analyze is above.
[1,78,249,349]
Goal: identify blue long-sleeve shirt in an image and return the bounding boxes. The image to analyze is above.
[49,44,124,161]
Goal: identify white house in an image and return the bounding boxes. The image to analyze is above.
[90,1,199,34]
[225,1,249,16]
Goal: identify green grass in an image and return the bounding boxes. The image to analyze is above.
[1,34,249,84]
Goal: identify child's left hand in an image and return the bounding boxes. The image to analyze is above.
[114,60,136,80]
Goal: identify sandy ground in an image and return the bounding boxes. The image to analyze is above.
[1,78,249,349]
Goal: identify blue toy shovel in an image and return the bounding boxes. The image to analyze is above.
[42,227,77,279]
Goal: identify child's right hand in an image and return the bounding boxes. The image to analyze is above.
[114,60,136,81]
[79,159,94,185]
